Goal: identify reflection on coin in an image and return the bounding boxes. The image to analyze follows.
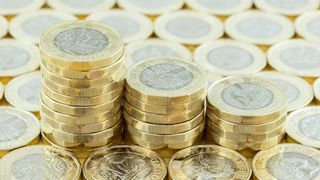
[286,106,320,149]
[155,10,223,45]
[252,144,320,180]
[256,71,313,111]
[47,0,116,15]
[9,9,76,44]
[295,11,320,43]
[0,145,81,180]
[117,0,184,15]
[0,82,3,100]
[254,0,319,16]
[83,145,167,180]
[0,107,40,152]
[168,145,252,180]
[0,15,8,38]
[0,0,45,15]
[268,39,320,77]
[186,0,252,15]
[5,71,41,112]
[125,39,192,68]
[87,10,153,44]
[225,10,294,45]
[194,39,266,76]
[0,39,40,77]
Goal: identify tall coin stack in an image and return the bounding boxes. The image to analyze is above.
[124,58,207,153]
[206,76,287,151]
[39,21,125,154]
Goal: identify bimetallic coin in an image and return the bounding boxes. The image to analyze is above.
[87,10,153,44]
[225,10,294,45]
[254,0,319,16]
[39,20,124,71]
[47,0,116,15]
[268,39,320,77]
[194,39,266,76]
[256,71,313,111]
[207,76,287,125]
[0,82,3,100]
[125,39,192,68]
[314,77,320,102]
[9,9,76,45]
[285,106,320,149]
[117,0,184,15]
[186,0,252,16]
[0,107,40,155]
[0,145,81,180]
[0,0,45,15]
[252,144,320,180]
[296,11,320,43]
[154,10,223,45]
[5,71,41,112]
[0,39,40,77]
[169,145,252,180]
[0,15,8,38]
[126,58,207,105]
[83,145,167,180]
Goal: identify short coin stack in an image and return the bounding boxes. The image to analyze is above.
[39,21,125,154]
[124,58,207,152]
[206,76,287,151]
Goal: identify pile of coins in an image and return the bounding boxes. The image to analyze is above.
[206,76,287,151]
[39,21,125,153]
[124,58,207,152]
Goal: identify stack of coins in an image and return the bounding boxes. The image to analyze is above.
[39,21,125,153]
[206,76,287,151]
[124,58,207,152]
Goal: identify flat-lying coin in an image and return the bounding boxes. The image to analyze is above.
[0,15,8,38]
[0,0,45,16]
[0,145,81,180]
[295,11,320,43]
[168,145,252,180]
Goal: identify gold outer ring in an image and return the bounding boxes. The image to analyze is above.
[124,110,204,134]
[124,100,203,124]
[168,145,252,180]
[125,92,205,114]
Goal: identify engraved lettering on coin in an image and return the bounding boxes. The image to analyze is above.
[207,47,253,70]
[237,17,281,38]
[0,46,29,70]
[90,153,152,179]
[11,154,68,179]
[280,46,320,70]
[166,17,211,38]
[129,0,172,8]
[0,0,31,8]
[182,153,236,179]
[132,45,179,63]
[307,19,320,37]
[99,16,140,38]
[54,27,108,56]
[198,0,240,9]
[0,112,27,142]
[22,16,64,39]
[298,114,320,141]
[140,63,193,91]
[19,78,41,105]
[270,79,299,103]
[59,0,105,8]
[266,0,308,9]
[222,83,274,110]
[266,152,320,180]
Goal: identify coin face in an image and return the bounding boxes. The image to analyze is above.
[186,0,252,15]
[5,71,41,112]
[225,10,294,45]
[9,9,76,44]
[0,107,40,151]
[194,39,266,76]
[253,144,320,180]
[0,39,40,77]
[87,10,153,44]
[83,145,167,180]
[169,145,252,180]
[126,58,207,97]
[295,11,320,43]
[154,10,223,45]
[0,0,45,15]
[0,145,81,180]
[0,15,8,38]
[268,39,320,77]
